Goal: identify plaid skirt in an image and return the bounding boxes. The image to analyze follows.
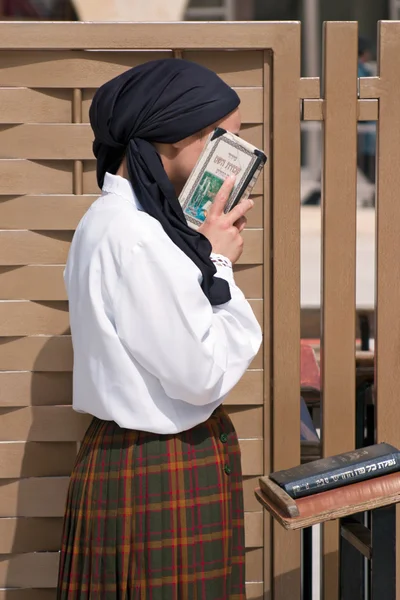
[57,406,246,599]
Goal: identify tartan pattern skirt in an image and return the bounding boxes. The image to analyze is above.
[57,406,246,599]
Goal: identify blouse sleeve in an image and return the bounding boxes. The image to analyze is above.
[113,238,262,406]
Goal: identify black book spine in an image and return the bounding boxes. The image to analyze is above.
[284,452,400,499]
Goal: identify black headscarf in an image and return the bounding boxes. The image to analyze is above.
[89,58,240,306]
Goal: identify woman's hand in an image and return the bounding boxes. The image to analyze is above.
[199,176,254,264]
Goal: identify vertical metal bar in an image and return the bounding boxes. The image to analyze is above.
[374,20,400,600]
[371,507,396,600]
[271,23,301,600]
[321,21,358,600]
[72,88,83,196]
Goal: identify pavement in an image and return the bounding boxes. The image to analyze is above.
[301,207,375,308]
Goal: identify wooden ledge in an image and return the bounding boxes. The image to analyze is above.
[255,472,400,530]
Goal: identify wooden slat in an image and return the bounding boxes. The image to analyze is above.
[271,23,302,600]
[0,337,263,372]
[225,369,263,406]
[0,301,69,336]
[0,369,262,408]
[0,21,299,50]
[246,583,264,599]
[0,512,261,553]
[0,266,67,300]
[245,511,263,548]
[233,265,263,299]
[0,88,72,123]
[0,337,72,371]
[299,76,320,99]
[375,22,400,595]
[0,475,260,518]
[0,405,262,442]
[321,23,358,600]
[82,160,264,195]
[0,51,172,88]
[262,48,272,600]
[0,229,261,266]
[0,546,262,588]
[0,231,72,266]
[0,263,263,301]
[240,439,263,476]
[0,194,262,231]
[0,442,76,477]
[0,195,95,230]
[246,548,263,582]
[303,98,378,121]
[0,518,63,553]
[0,124,93,159]
[0,50,263,88]
[0,591,56,600]
[0,299,261,336]
[0,372,72,406]
[0,123,261,159]
[0,160,73,195]
[358,76,381,99]
[82,87,264,124]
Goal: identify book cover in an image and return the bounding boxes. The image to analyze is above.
[270,442,400,499]
[179,127,267,230]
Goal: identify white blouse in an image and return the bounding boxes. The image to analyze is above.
[65,173,262,434]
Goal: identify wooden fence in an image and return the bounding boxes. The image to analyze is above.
[0,18,399,600]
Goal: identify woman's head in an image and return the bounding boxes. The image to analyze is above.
[89,58,241,306]
[90,58,240,189]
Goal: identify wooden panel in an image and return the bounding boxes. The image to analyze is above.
[0,51,172,88]
[271,26,302,600]
[0,302,69,336]
[0,160,73,195]
[0,50,263,88]
[0,475,260,518]
[0,195,95,230]
[184,51,263,86]
[0,266,67,301]
[0,21,299,50]
[0,518,63,553]
[303,98,378,121]
[0,231,72,266]
[0,229,261,267]
[321,23,358,600]
[0,512,260,553]
[228,406,263,439]
[0,124,93,160]
[299,76,320,99]
[0,405,262,443]
[0,263,262,301]
[0,369,261,407]
[262,49,272,600]
[240,439,263,476]
[0,337,72,371]
[0,553,59,588]
[0,372,72,407]
[83,160,263,196]
[0,442,76,477]
[82,87,264,124]
[0,407,91,442]
[0,478,70,517]
[375,22,400,596]
[0,591,56,600]
[0,88,72,124]
[245,548,263,581]
[0,337,262,372]
[233,265,263,299]
[225,369,263,406]
[0,194,262,231]
[245,511,263,548]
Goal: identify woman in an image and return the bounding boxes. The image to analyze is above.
[57,58,262,599]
